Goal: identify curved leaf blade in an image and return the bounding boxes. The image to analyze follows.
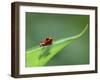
[26,24,88,67]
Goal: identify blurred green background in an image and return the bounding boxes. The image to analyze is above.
[26,12,89,66]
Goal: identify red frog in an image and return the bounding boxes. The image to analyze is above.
[40,37,53,47]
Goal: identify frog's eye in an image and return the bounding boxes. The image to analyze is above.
[46,38,49,40]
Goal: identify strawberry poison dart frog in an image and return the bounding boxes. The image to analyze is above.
[40,37,53,47]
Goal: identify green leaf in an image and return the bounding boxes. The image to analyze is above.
[26,24,88,67]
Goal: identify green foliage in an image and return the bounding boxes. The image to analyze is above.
[26,24,88,67]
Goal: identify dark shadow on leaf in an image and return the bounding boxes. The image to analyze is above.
[39,45,52,60]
